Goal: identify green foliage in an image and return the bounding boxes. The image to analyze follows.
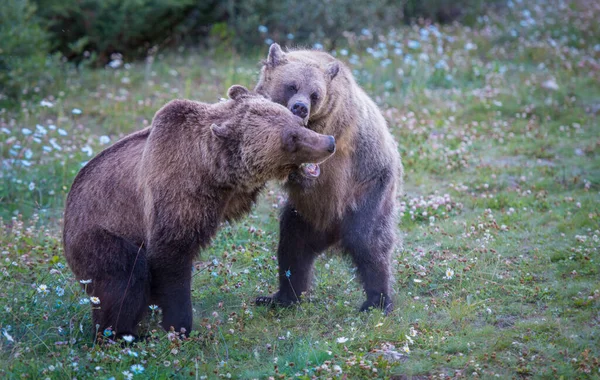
[228,0,493,49]
[403,0,491,24]
[228,0,402,48]
[26,0,494,65]
[0,0,58,106]
[32,0,209,63]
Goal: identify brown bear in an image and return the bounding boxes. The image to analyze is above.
[63,85,336,338]
[254,43,403,313]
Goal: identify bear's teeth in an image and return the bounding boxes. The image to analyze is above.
[299,163,320,178]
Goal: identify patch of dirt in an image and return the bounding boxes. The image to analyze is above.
[494,314,518,329]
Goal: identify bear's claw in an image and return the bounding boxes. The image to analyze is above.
[255,296,274,306]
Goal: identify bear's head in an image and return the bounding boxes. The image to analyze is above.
[210,85,336,185]
[255,43,342,129]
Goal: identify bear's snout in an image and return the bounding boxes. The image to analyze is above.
[327,136,336,153]
[291,102,309,119]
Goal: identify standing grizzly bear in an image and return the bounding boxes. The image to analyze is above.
[63,85,336,338]
[254,44,403,312]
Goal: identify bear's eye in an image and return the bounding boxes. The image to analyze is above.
[287,84,298,93]
[310,92,320,102]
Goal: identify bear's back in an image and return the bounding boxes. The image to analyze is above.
[64,128,151,247]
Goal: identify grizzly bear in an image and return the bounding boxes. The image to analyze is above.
[63,85,336,338]
[254,43,403,313]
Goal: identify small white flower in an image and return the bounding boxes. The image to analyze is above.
[55,286,65,296]
[464,42,477,51]
[445,268,454,280]
[258,25,268,33]
[108,59,122,69]
[402,343,410,354]
[57,128,68,136]
[37,284,49,294]
[28,182,35,191]
[122,370,133,380]
[122,335,135,343]
[99,135,110,145]
[90,297,100,304]
[35,125,47,135]
[336,337,349,343]
[413,278,422,283]
[79,298,90,305]
[409,326,417,337]
[405,335,414,345]
[49,139,62,151]
[332,365,342,374]
[72,108,82,115]
[407,40,420,49]
[80,279,92,284]
[81,145,93,157]
[40,100,54,108]
[2,329,14,342]
[22,128,32,135]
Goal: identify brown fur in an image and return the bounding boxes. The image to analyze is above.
[255,44,403,312]
[63,85,336,338]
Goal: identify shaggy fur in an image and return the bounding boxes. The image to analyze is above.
[255,44,403,312]
[63,85,336,338]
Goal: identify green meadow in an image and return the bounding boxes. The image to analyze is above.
[1,0,599,378]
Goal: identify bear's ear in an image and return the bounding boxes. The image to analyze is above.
[326,61,340,81]
[267,43,287,67]
[228,85,250,100]
[210,123,231,140]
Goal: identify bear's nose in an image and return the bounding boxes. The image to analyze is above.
[327,136,336,153]
[291,102,309,119]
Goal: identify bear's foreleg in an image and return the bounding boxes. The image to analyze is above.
[148,232,199,335]
[149,246,195,336]
[256,204,333,307]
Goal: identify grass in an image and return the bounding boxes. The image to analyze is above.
[1,0,599,378]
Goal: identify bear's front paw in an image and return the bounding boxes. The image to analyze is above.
[254,296,275,306]
[360,296,393,315]
[255,292,298,307]
[286,170,317,189]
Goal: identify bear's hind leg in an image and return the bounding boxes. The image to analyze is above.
[84,231,150,339]
[341,177,396,313]
[342,232,394,313]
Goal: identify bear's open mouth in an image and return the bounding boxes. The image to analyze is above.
[299,163,320,178]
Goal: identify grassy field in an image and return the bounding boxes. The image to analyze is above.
[1,0,599,378]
